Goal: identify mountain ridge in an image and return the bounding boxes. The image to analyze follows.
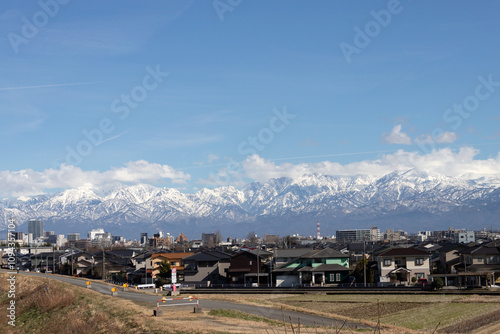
[2,169,500,239]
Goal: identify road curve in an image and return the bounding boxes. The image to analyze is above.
[11,271,374,330]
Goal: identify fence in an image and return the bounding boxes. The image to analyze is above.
[156,296,199,311]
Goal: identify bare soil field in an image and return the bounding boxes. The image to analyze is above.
[201,292,500,333]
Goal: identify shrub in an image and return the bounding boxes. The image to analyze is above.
[432,277,444,290]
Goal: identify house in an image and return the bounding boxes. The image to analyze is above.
[227,250,270,285]
[273,248,350,287]
[273,248,313,268]
[150,252,194,281]
[454,240,500,287]
[83,250,134,279]
[431,243,468,275]
[182,250,232,285]
[131,251,152,269]
[376,247,430,285]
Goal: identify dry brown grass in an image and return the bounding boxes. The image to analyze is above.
[201,292,500,333]
[3,273,384,334]
[6,275,498,334]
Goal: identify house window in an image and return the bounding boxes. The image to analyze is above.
[415,258,424,266]
[329,274,335,282]
[487,256,500,264]
[383,259,392,266]
[249,261,252,265]
[336,273,341,282]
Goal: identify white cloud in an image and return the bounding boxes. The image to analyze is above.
[435,131,458,143]
[202,148,500,185]
[0,160,190,198]
[382,124,412,145]
[6,148,500,198]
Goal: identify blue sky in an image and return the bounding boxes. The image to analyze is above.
[1,0,500,197]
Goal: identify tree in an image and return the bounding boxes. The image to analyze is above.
[155,259,172,288]
[157,259,171,280]
[352,257,374,284]
[246,231,257,243]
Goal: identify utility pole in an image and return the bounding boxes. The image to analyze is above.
[102,246,106,281]
[257,243,260,287]
[363,240,367,287]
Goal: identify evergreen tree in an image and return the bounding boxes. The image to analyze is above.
[352,257,374,284]
[157,259,171,279]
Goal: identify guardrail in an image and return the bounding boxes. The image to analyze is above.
[156,296,199,311]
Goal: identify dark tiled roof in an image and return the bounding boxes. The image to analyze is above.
[297,266,313,272]
[460,245,500,255]
[183,250,232,262]
[108,249,136,258]
[274,248,313,258]
[415,244,443,253]
[245,249,273,257]
[302,248,349,259]
[311,264,350,272]
[437,243,469,253]
[347,243,366,252]
[273,266,299,273]
[132,252,152,260]
[378,247,428,257]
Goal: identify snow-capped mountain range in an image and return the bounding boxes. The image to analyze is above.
[2,169,500,238]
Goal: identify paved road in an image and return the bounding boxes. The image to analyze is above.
[13,271,373,330]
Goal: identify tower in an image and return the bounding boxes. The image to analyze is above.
[316,220,321,240]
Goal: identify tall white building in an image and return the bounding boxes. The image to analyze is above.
[336,227,382,242]
[88,228,111,241]
[455,231,475,244]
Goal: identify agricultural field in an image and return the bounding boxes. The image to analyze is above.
[202,293,500,333]
[3,272,500,333]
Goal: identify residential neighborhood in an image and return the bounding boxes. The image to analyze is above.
[2,222,500,290]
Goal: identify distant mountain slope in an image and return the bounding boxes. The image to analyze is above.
[2,169,500,238]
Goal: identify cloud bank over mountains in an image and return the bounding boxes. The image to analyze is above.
[1,147,500,198]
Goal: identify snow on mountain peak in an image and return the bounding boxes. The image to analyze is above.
[2,170,500,233]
